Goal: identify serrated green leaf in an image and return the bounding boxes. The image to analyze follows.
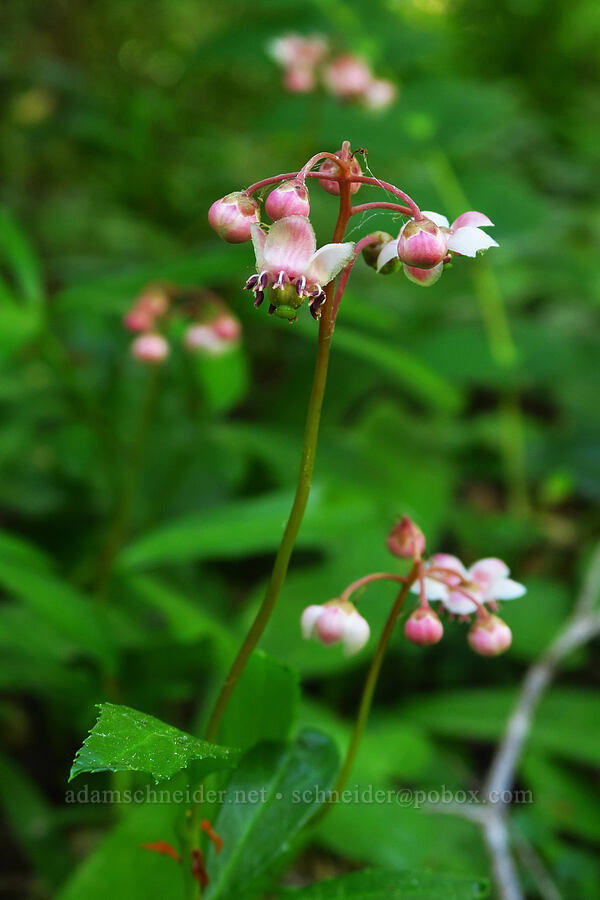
[276,868,489,899]
[70,703,240,783]
[205,730,339,900]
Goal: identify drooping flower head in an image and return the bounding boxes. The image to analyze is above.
[404,606,444,646]
[268,33,328,94]
[124,286,170,332]
[376,209,498,287]
[131,333,170,364]
[301,599,370,656]
[245,216,354,321]
[185,312,241,356]
[323,55,373,99]
[387,515,426,560]
[265,180,310,221]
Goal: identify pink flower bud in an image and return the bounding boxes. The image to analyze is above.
[212,313,242,343]
[208,192,259,243]
[265,181,310,221]
[284,66,316,93]
[387,515,426,559]
[315,607,346,645]
[364,79,397,110]
[318,152,362,196]
[468,615,512,657]
[402,262,444,287]
[131,333,169,364]
[398,218,448,269]
[404,607,444,646]
[324,55,373,99]
[124,288,169,332]
[362,231,398,273]
[185,313,241,356]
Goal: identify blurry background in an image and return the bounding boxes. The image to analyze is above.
[0,0,599,897]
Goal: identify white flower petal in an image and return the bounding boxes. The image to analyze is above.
[342,611,370,656]
[447,226,499,258]
[430,554,468,580]
[494,578,527,601]
[376,240,399,271]
[442,591,478,615]
[306,241,355,286]
[251,224,267,270]
[421,210,450,229]
[469,558,509,585]
[451,211,494,230]
[263,215,316,277]
[300,604,323,639]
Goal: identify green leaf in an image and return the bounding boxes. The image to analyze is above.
[70,703,240,783]
[403,688,600,768]
[205,730,339,900]
[220,650,300,752]
[0,208,44,305]
[0,558,116,671]
[276,868,489,899]
[333,326,462,413]
[58,798,185,900]
[118,485,371,570]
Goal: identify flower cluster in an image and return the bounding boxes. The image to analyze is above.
[368,210,499,288]
[301,515,526,658]
[268,34,396,110]
[208,142,499,324]
[124,285,241,364]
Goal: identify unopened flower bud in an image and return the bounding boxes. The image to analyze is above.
[387,515,425,559]
[363,232,400,274]
[185,313,241,356]
[364,79,397,110]
[265,181,310,221]
[404,607,443,646]
[468,615,512,657]
[301,599,370,656]
[323,55,373,100]
[319,152,362,196]
[398,217,448,269]
[124,287,169,332]
[208,192,259,243]
[284,66,316,93]
[402,262,443,287]
[131,333,169,364]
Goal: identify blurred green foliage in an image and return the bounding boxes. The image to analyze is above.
[0,0,599,897]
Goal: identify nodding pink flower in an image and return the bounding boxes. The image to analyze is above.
[396,218,448,269]
[404,606,444,646]
[131,333,169,364]
[402,262,444,287]
[124,288,169,332]
[268,34,328,71]
[468,615,512,657]
[265,181,310,221]
[364,78,397,110]
[301,600,370,656]
[185,313,241,356]
[415,555,526,615]
[422,210,499,258]
[323,55,373,100]
[245,216,354,321]
[318,152,362,196]
[268,34,328,94]
[387,515,425,560]
[208,192,260,244]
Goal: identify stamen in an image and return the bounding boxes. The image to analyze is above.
[268,304,276,315]
[253,291,264,308]
[296,275,307,297]
[244,274,259,290]
[273,270,286,290]
[258,271,269,290]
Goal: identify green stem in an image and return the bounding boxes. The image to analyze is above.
[95,366,161,596]
[204,178,353,743]
[321,565,419,816]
